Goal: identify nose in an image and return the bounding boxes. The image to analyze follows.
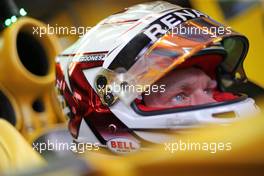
[191,90,217,106]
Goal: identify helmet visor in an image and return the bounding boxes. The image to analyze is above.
[96,17,248,106]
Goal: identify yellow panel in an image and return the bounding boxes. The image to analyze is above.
[0,119,44,173]
[0,17,66,142]
[191,0,225,22]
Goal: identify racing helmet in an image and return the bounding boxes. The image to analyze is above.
[55,1,259,154]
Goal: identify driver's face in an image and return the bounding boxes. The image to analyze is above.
[144,67,217,108]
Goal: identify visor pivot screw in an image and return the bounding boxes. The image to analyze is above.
[108,124,117,133]
[96,75,107,90]
[104,93,114,106]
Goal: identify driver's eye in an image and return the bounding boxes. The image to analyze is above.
[172,93,189,104]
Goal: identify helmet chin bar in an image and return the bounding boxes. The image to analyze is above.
[109,97,259,130]
[136,98,258,144]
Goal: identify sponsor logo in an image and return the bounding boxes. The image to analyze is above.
[143,8,208,42]
[58,51,108,62]
[107,138,140,154]
[73,53,107,62]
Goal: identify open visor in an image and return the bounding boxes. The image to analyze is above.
[95,17,249,106]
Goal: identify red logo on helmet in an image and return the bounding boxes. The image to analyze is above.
[107,138,140,154]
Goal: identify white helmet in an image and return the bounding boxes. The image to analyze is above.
[55,1,259,154]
